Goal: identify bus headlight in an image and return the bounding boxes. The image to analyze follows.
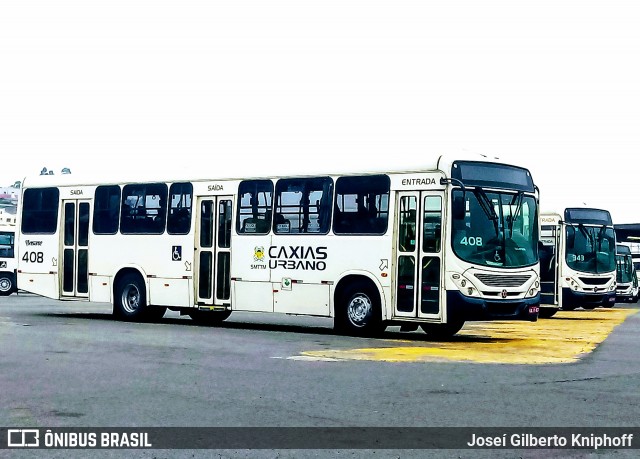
[450,273,479,297]
[526,286,539,298]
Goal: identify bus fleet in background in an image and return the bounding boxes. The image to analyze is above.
[0,202,18,296]
[0,221,17,296]
[538,209,617,318]
[3,154,638,337]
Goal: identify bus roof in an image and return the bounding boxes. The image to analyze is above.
[19,152,532,189]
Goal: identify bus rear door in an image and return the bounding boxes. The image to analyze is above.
[195,197,233,309]
[61,200,91,298]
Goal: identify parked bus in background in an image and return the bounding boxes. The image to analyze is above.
[615,244,639,303]
[16,154,540,337]
[0,223,17,295]
[538,208,617,317]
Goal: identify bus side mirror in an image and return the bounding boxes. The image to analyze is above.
[452,196,465,220]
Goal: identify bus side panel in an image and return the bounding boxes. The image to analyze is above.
[149,277,191,307]
[90,235,195,307]
[18,272,60,299]
[230,233,273,312]
[233,281,274,312]
[89,275,112,303]
[273,283,330,316]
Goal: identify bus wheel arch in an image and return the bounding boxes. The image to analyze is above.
[113,269,165,321]
[334,275,385,336]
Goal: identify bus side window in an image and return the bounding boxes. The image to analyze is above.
[274,214,290,233]
[399,209,416,252]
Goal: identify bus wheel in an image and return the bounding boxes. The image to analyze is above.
[420,321,464,340]
[189,310,231,325]
[561,305,576,311]
[114,273,150,321]
[582,305,597,310]
[336,283,384,337]
[0,273,14,296]
[538,308,558,318]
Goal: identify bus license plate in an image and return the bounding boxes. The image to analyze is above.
[529,306,539,314]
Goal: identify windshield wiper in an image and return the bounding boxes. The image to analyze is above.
[473,188,500,237]
[577,223,593,245]
[506,191,524,237]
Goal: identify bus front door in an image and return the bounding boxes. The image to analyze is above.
[540,224,560,307]
[196,197,233,308]
[61,200,90,298]
[394,192,444,321]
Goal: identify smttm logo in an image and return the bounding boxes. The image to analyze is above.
[501,289,508,299]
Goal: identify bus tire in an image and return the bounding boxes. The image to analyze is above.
[561,305,576,311]
[0,273,14,296]
[420,321,464,340]
[538,308,558,318]
[114,273,152,321]
[335,283,384,337]
[582,305,597,310]
[189,310,231,325]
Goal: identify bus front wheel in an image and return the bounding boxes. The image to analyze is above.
[114,273,165,321]
[0,273,15,296]
[335,283,384,337]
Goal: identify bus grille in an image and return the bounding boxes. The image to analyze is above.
[578,277,610,285]
[473,274,531,287]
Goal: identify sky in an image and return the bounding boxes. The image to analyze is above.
[1,1,639,223]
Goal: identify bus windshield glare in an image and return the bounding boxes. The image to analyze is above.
[565,224,616,274]
[451,189,538,268]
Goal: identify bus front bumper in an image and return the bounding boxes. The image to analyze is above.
[562,288,616,309]
[446,290,539,322]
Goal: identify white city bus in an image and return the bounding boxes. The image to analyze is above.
[539,208,617,317]
[615,244,639,303]
[0,223,18,295]
[16,155,541,337]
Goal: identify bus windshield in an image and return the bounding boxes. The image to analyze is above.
[616,254,634,283]
[451,189,538,268]
[565,224,616,274]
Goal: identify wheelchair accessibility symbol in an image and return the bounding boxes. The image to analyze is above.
[172,246,182,261]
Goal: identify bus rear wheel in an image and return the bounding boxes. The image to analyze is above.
[335,283,384,337]
[420,321,464,340]
[114,273,165,321]
[0,273,15,296]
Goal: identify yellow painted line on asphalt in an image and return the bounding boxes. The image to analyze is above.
[299,308,638,364]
